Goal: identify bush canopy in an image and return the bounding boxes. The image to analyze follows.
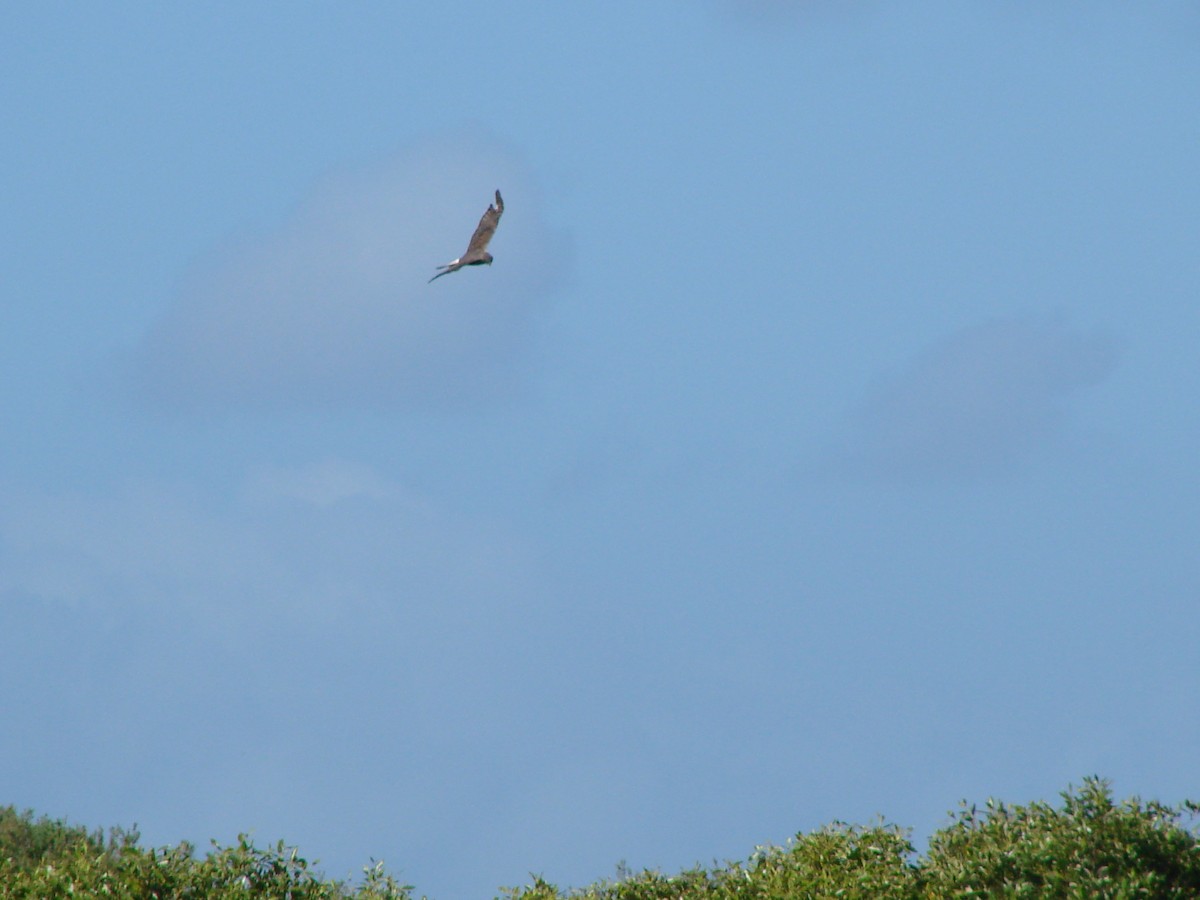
[2,778,1197,899]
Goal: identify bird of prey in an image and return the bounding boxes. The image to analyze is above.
[429,189,504,283]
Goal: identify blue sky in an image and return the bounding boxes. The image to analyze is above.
[2,3,1199,897]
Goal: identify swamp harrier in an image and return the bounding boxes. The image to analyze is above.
[429,190,504,283]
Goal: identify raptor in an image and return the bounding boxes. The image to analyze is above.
[429,189,504,283]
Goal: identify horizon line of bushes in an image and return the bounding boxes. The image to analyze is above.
[2,777,1198,898]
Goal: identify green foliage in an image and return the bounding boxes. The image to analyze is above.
[499,822,918,900]
[921,777,1200,898]
[747,821,917,899]
[0,811,417,900]
[502,779,1199,900]
[3,779,1197,899]
[0,806,136,869]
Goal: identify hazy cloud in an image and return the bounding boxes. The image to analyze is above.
[243,460,401,508]
[832,316,1119,480]
[0,467,554,891]
[0,466,538,624]
[129,137,566,414]
[714,0,875,28]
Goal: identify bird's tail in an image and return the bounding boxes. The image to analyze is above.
[428,259,459,283]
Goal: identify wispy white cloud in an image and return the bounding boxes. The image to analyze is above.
[0,466,538,624]
[0,465,553,889]
[714,0,875,28]
[128,136,566,414]
[831,315,1119,481]
[243,459,400,508]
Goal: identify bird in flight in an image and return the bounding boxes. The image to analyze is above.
[429,189,504,283]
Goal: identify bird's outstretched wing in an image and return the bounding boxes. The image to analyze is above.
[429,190,504,283]
[460,189,503,263]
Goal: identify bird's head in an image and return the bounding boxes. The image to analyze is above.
[483,253,494,265]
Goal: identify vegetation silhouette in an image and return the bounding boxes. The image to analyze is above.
[2,778,1197,898]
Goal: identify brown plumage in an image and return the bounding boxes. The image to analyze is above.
[429,190,504,283]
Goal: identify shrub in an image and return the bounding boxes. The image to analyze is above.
[502,779,1199,900]
[920,777,1200,898]
[0,815,415,900]
[3,779,1197,899]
